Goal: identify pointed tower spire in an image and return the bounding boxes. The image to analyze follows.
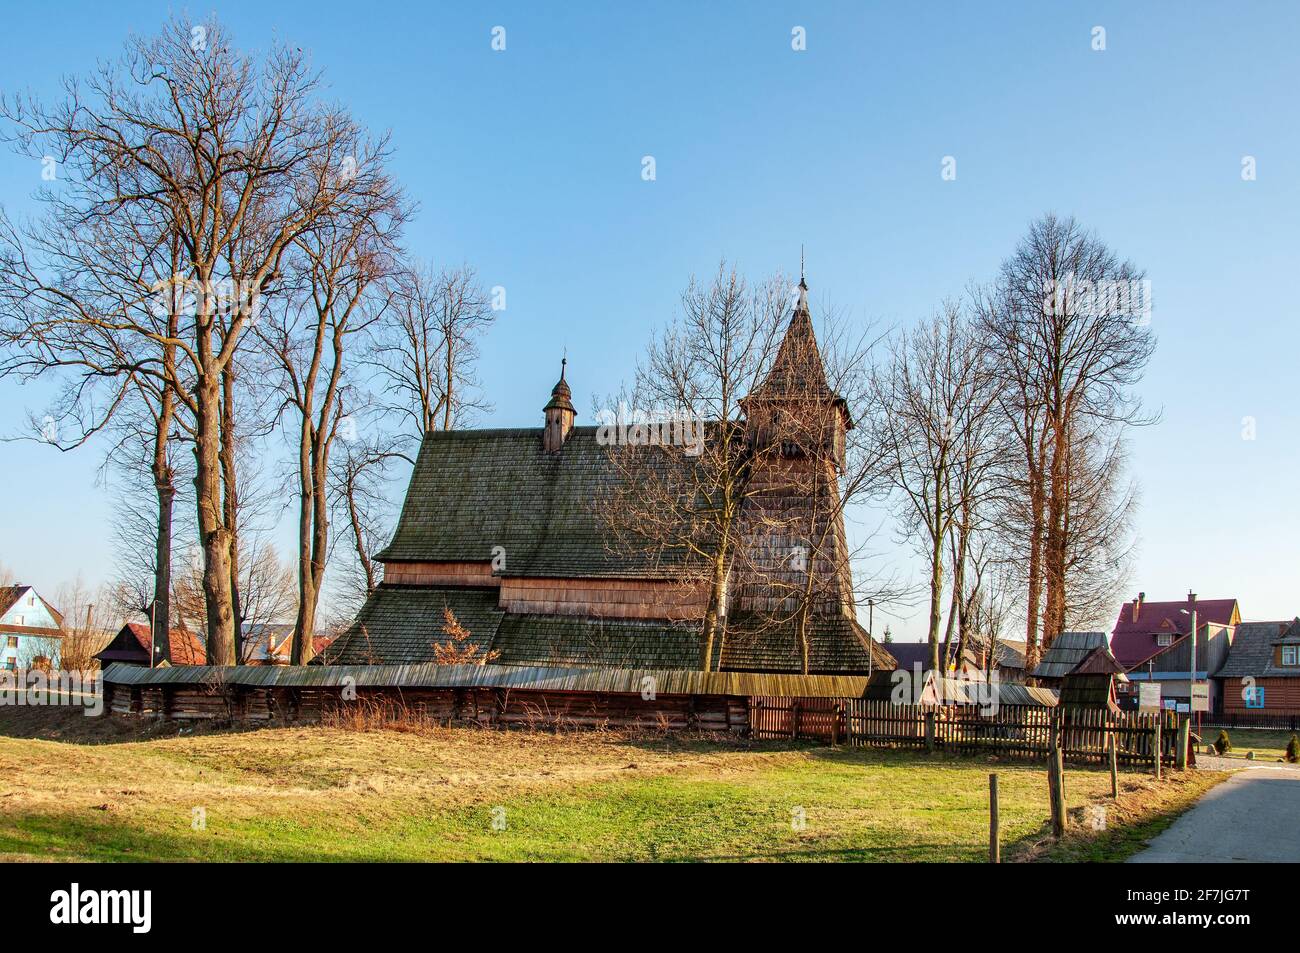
[741,260,853,469]
[543,356,576,452]
[796,247,810,315]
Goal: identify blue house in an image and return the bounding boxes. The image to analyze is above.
[0,584,64,670]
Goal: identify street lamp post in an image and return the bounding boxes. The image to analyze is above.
[1180,592,1199,735]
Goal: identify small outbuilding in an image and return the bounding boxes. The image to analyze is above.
[1058,645,1129,712]
[94,622,206,667]
[1031,631,1110,684]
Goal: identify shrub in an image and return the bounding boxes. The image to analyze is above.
[1286,734,1300,764]
[1214,729,1232,755]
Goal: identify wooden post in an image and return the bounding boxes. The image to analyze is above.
[1048,710,1066,838]
[831,704,840,747]
[1176,717,1190,770]
[790,701,800,741]
[924,711,936,752]
[1153,716,1163,780]
[989,773,1000,863]
[1109,733,1119,799]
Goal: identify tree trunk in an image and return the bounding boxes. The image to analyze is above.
[942,522,967,672]
[151,474,175,663]
[194,368,235,665]
[1042,424,1068,650]
[927,479,945,672]
[150,371,176,664]
[345,478,377,596]
[700,546,729,672]
[1024,460,1046,671]
[220,366,244,660]
[292,416,317,665]
[796,560,817,676]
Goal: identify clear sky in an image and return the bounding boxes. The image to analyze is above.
[1,2,1297,640]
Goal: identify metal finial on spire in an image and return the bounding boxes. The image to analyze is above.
[800,245,806,287]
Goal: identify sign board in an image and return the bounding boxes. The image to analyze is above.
[1138,683,1162,712]
[1175,702,1190,714]
[1191,683,1211,713]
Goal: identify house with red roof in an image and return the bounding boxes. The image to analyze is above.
[1110,592,1239,713]
[94,621,206,668]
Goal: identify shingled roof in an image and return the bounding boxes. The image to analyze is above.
[378,427,693,579]
[326,584,894,673]
[327,586,505,665]
[1032,631,1111,679]
[1216,619,1300,679]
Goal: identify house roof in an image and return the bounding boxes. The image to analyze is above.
[0,586,27,618]
[881,640,1003,675]
[1032,631,1111,679]
[1276,620,1300,647]
[1110,596,1239,668]
[95,622,206,666]
[0,623,63,638]
[991,639,1027,669]
[377,427,696,579]
[884,642,941,671]
[242,623,295,663]
[0,584,64,628]
[1216,619,1300,680]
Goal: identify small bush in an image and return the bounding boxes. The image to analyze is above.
[1214,729,1232,755]
[1286,734,1300,764]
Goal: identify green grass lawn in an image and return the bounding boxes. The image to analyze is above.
[1203,728,1299,763]
[0,708,1223,862]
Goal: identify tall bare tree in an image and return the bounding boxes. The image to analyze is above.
[870,302,998,671]
[981,215,1154,660]
[599,264,788,670]
[259,142,406,663]
[0,18,397,662]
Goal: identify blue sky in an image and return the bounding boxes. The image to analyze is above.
[1,2,1297,639]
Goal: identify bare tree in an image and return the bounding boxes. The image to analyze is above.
[870,302,998,671]
[981,215,1154,660]
[52,576,117,671]
[328,430,409,614]
[599,264,788,670]
[372,263,495,441]
[259,139,406,663]
[0,17,387,663]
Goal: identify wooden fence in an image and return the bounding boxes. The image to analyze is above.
[1200,711,1300,732]
[751,697,1181,766]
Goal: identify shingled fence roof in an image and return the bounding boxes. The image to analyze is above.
[100,661,875,698]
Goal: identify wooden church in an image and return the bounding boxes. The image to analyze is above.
[325,276,893,674]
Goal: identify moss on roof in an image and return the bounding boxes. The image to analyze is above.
[378,427,691,579]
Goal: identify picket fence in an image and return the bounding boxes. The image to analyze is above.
[750,696,1180,766]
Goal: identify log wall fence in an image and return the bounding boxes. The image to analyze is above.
[99,664,1184,769]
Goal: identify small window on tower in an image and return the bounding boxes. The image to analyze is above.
[1283,646,1299,667]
